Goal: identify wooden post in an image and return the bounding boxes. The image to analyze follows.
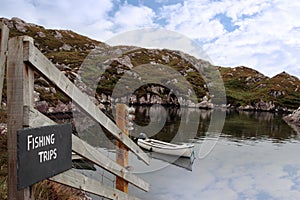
[7,36,34,200]
[116,104,129,193]
[0,22,9,108]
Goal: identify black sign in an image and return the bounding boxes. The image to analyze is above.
[17,124,72,190]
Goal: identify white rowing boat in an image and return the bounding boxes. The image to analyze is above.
[137,136,194,158]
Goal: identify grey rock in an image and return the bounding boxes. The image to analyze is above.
[37,31,46,38]
[60,43,72,51]
[283,107,300,133]
[54,30,63,39]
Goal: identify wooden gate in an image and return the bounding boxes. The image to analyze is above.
[1,23,149,200]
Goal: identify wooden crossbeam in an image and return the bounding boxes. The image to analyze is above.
[50,169,141,200]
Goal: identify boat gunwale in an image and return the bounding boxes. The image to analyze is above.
[138,139,194,151]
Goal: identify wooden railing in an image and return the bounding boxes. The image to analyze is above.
[4,27,149,200]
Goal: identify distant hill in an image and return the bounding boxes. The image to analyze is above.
[1,17,299,111]
[219,66,300,109]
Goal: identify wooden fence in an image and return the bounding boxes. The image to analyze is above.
[3,23,149,200]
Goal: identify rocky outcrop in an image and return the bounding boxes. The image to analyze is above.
[283,107,300,133]
[238,100,275,111]
[196,96,214,109]
[284,107,300,124]
[237,100,295,112]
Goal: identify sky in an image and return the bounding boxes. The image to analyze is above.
[1,0,300,78]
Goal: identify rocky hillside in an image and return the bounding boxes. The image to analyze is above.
[220,67,300,110]
[1,17,299,112]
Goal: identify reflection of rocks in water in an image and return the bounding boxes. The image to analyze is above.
[149,105,167,122]
[133,106,213,142]
[237,110,275,122]
[199,109,212,120]
[256,112,275,123]
[224,110,297,141]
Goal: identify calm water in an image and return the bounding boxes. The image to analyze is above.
[129,106,300,200]
[77,106,300,200]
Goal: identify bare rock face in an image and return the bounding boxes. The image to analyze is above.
[238,100,275,111]
[197,96,214,109]
[60,43,72,51]
[283,107,300,133]
[255,100,275,111]
[112,56,133,69]
[54,30,63,39]
[12,17,27,32]
[37,31,46,38]
[284,107,300,124]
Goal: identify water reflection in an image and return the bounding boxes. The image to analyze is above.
[73,106,298,157]
[128,107,300,200]
[148,152,194,171]
[131,139,300,200]
[73,106,300,200]
[133,105,202,143]
[132,106,298,142]
[72,105,297,150]
[222,110,298,142]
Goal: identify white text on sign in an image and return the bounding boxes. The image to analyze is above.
[27,134,57,163]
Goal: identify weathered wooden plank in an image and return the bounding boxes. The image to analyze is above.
[25,106,56,127]
[0,22,9,107]
[23,40,150,165]
[7,36,32,200]
[27,107,149,192]
[50,169,141,200]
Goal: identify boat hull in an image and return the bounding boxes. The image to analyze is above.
[137,139,194,158]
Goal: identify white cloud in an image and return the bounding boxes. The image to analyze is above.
[0,0,114,39]
[33,0,114,36]
[166,0,300,78]
[0,0,299,78]
[105,28,211,62]
[0,0,38,22]
[155,0,300,78]
[202,0,299,77]
[225,0,271,21]
[112,4,157,33]
[160,1,227,41]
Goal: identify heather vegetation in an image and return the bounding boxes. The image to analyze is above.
[220,67,300,109]
[1,17,299,111]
